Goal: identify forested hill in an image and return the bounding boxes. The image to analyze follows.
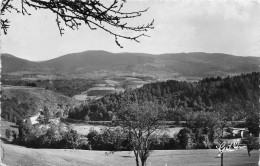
[1,86,80,122]
[2,51,259,80]
[69,72,259,121]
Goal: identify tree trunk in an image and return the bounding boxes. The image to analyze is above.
[134,150,139,166]
[141,158,147,166]
[136,157,140,166]
[221,153,223,166]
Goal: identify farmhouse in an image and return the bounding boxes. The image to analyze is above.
[28,112,41,125]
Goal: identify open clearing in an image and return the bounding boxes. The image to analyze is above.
[1,141,259,166]
[71,124,183,136]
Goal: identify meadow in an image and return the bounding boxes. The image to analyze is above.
[1,120,259,166]
[1,140,259,166]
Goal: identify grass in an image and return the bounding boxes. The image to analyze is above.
[1,119,259,166]
[1,141,259,166]
[70,122,183,136]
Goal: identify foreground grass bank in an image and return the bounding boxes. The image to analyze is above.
[1,141,259,166]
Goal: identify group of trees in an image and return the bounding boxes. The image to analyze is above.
[1,95,71,126]
[1,97,33,123]
[14,120,80,149]
[68,72,259,124]
[4,105,82,149]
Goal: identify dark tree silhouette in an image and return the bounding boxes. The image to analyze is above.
[1,0,154,47]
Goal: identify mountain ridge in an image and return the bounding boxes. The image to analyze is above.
[2,51,259,79]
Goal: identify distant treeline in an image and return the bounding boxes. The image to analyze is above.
[2,78,100,97]
[68,72,259,123]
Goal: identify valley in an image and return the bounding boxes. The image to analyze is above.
[2,1,259,165]
[1,52,259,166]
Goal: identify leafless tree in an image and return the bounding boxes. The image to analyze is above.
[1,0,154,47]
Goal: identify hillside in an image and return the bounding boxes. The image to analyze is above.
[1,54,43,73]
[68,72,259,122]
[2,78,101,97]
[158,52,259,77]
[41,50,154,74]
[1,85,80,122]
[1,51,259,80]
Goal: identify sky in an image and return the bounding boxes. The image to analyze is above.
[1,0,260,61]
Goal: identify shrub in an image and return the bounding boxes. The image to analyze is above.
[63,129,79,149]
[56,111,63,118]
[150,133,171,150]
[5,128,11,140]
[245,115,259,137]
[86,129,99,150]
[212,140,221,149]
[26,82,37,87]
[195,134,210,149]
[38,124,64,148]
[12,130,18,141]
[16,122,81,149]
[86,128,127,151]
[77,138,90,150]
[177,127,194,149]
[18,121,32,146]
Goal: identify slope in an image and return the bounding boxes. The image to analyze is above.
[40,50,154,73]
[158,52,259,77]
[1,85,80,122]
[1,140,259,166]
[1,54,43,73]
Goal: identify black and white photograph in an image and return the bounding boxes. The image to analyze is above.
[0,0,259,165]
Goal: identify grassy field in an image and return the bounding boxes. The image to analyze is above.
[1,120,259,166]
[71,123,183,136]
[1,141,259,166]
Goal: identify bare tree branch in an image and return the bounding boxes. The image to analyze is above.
[1,0,154,47]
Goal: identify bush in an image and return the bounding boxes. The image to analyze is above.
[245,115,259,137]
[86,129,99,150]
[86,128,127,151]
[177,128,194,149]
[12,130,18,141]
[16,122,81,149]
[63,129,79,149]
[150,133,172,150]
[195,134,210,149]
[77,138,90,150]
[212,140,221,149]
[18,121,32,146]
[26,82,37,87]
[37,124,65,148]
[5,128,11,140]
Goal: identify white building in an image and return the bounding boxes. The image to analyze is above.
[29,112,41,125]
